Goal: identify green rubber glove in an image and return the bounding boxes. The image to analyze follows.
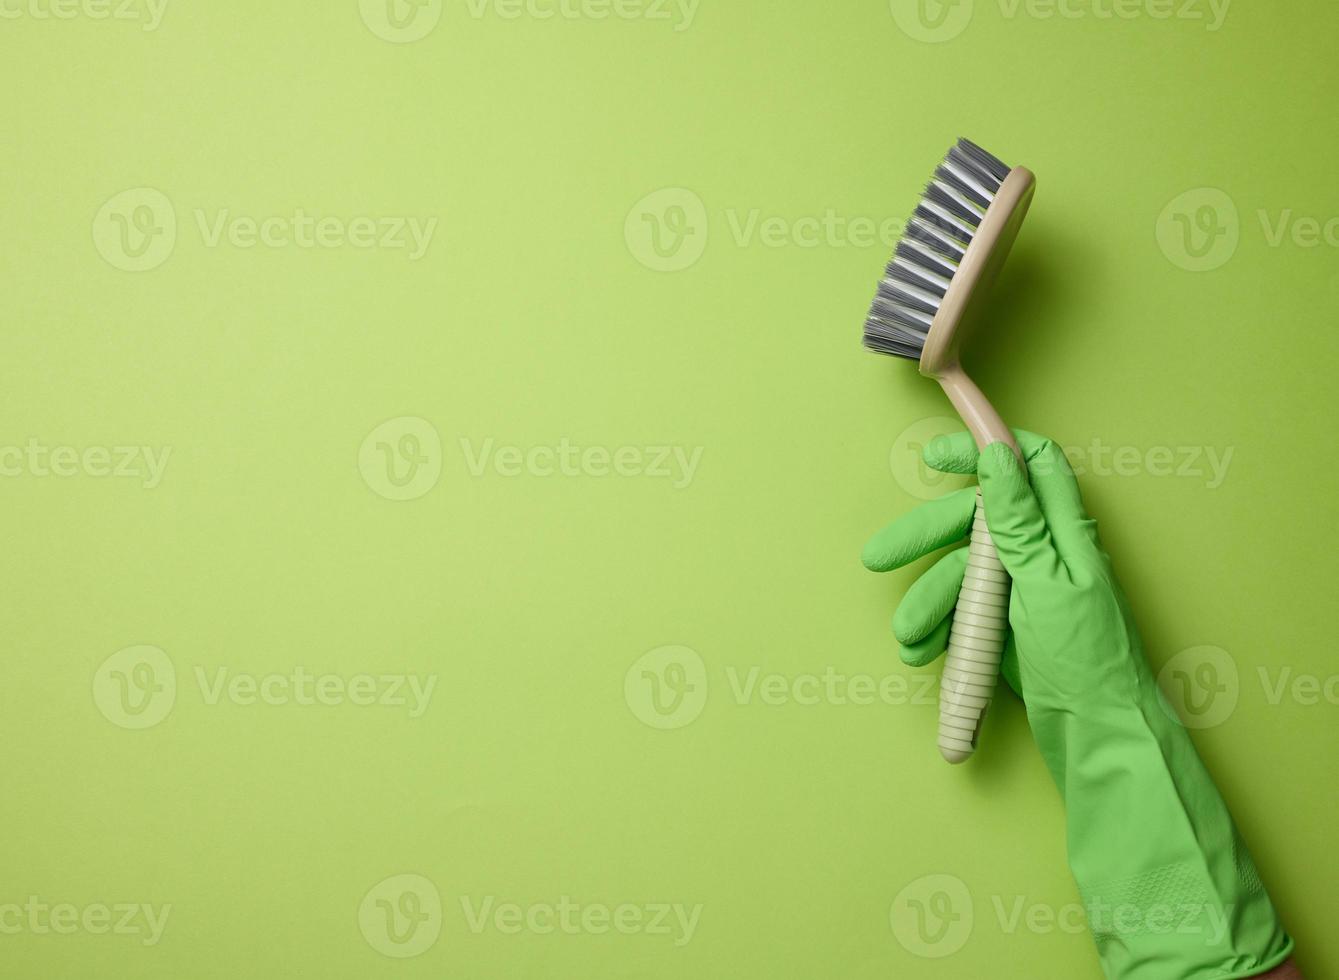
[863,430,1293,980]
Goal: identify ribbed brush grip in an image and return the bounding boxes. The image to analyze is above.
[937,488,1010,763]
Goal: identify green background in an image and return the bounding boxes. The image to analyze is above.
[2,0,1336,976]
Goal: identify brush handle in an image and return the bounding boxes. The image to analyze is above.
[933,365,1020,763]
[937,488,1010,762]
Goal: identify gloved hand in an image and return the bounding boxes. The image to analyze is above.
[862,429,1294,980]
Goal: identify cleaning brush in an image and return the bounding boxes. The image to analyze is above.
[863,138,1035,763]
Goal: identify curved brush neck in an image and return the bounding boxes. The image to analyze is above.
[934,364,1021,458]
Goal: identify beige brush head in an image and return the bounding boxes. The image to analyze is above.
[914,167,1034,376]
[863,138,1034,450]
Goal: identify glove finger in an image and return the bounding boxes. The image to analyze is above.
[892,548,968,645]
[899,614,953,668]
[978,442,1064,580]
[928,430,1099,561]
[861,485,977,572]
[921,429,981,475]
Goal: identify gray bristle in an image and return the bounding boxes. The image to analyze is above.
[863,138,1010,360]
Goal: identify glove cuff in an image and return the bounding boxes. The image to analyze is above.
[1028,673,1293,980]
